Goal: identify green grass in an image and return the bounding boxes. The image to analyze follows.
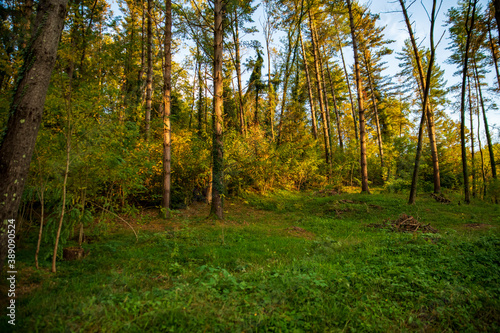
[2,190,500,332]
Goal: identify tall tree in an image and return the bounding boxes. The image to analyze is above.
[210,0,224,219]
[347,0,369,193]
[308,8,331,167]
[399,0,442,200]
[0,0,69,271]
[162,0,172,218]
[457,0,478,204]
[145,0,153,140]
[299,30,318,139]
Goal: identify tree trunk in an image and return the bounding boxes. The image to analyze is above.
[52,72,73,273]
[460,0,477,204]
[494,0,500,39]
[35,181,44,269]
[399,0,441,195]
[347,0,369,193]
[314,28,334,156]
[145,0,153,141]
[324,55,344,150]
[308,10,331,166]
[486,18,500,91]
[474,61,497,179]
[0,0,68,272]
[399,0,439,203]
[334,19,358,143]
[362,51,384,172]
[210,0,224,219]
[299,31,318,139]
[468,77,476,197]
[277,31,298,145]
[162,0,172,219]
[232,14,246,136]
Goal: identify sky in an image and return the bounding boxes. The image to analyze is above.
[108,0,499,138]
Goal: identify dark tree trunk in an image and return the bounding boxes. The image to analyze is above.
[334,22,358,144]
[460,0,478,204]
[162,0,172,219]
[145,0,153,141]
[494,0,500,39]
[399,0,439,203]
[474,61,497,179]
[308,10,331,167]
[210,0,224,219]
[299,31,318,139]
[0,0,68,271]
[232,14,246,136]
[347,0,369,193]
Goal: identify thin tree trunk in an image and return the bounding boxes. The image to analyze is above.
[308,10,331,166]
[263,8,274,140]
[362,51,384,172]
[35,181,44,269]
[399,0,439,203]
[334,19,358,143]
[52,73,72,273]
[494,0,500,39]
[460,0,477,204]
[162,0,172,219]
[299,31,318,139]
[0,0,68,271]
[347,0,369,193]
[324,56,344,150]
[232,14,246,136]
[197,52,203,134]
[145,0,153,141]
[475,86,486,198]
[210,0,224,219]
[486,18,500,91]
[314,28,334,156]
[474,61,497,179]
[468,76,476,197]
[277,31,298,145]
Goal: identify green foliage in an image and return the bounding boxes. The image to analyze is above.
[6,192,500,332]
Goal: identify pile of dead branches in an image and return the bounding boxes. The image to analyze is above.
[366,214,438,233]
[430,193,451,204]
[392,214,438,233]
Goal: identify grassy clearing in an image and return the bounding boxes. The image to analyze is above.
[2,190,500,332]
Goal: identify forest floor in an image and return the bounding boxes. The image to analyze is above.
[1,189,500,332]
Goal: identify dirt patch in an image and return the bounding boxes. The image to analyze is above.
[284,226,315,240]
[366,214,438,233]
[463,223,493,230]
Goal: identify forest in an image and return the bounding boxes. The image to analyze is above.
[0,0,500,331]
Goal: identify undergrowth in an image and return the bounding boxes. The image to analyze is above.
[1,191,499,332]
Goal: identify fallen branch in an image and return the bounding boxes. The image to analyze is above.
[92,203,138,242]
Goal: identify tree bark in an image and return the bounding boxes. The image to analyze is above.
[232,13,246,136]
[362,50,384,172]
[399,0,440,203]
[460,0,477,204]
[494,0,500,39]
[145,0,153,141]
[210,0,224,219]
[468,77,476,197]
[0,0,68,271]
[474,61,497,179]
[486,17,500,91]
[308,10,331,166]
[162,0,172,219]
[299,31,318,139]
[324,55,344,151]
[334,22,358,144]
[347,0,369,193]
